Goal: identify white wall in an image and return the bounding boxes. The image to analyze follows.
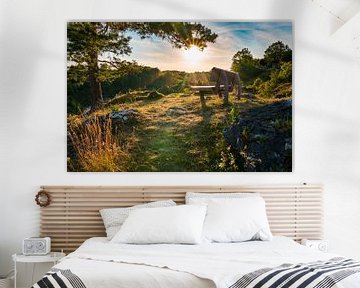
[1,0,360,285]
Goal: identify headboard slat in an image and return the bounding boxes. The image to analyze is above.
[40,184,323,253]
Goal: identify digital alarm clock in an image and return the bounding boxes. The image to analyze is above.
[23,237,51,255]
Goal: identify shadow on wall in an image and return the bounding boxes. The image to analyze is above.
[0,1,60,135]
[133,0,215,18]
[0,0,61,281]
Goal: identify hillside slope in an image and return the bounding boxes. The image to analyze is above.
[67,92,291,172]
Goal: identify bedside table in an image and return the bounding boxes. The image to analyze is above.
[12,252,65,288]
[301,239,328,252]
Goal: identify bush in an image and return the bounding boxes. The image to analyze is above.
[246,78,263,93]
[278,62,292,82]
[255,62,292,98]
[256,71,279,98]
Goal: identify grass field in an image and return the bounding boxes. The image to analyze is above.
[67,91,281,172]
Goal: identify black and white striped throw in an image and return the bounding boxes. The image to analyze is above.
[229,257,360,288]
[32,268,86,288]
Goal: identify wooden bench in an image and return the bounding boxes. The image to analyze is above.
[190,85,233,107]
[190,67,241,107]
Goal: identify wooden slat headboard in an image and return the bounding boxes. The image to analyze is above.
[39,185,323,253]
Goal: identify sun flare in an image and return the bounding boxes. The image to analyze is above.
[183,45,204,63]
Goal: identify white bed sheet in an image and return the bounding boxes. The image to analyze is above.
[54,236,360,288]
[56,258,214,288]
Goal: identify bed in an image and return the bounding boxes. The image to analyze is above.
[33,185,360,288]
[33,236,360,288]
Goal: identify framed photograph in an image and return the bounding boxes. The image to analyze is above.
[67,21,292,172]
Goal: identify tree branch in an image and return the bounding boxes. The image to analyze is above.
[98,59,120,68]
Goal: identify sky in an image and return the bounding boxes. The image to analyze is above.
[122,21,293,73]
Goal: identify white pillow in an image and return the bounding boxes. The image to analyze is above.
[202,197,272,243]
[111,205,207,244]
[100,200,176,240]
[186,192,259,204]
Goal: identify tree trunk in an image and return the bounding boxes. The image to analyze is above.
[88,52,103,108]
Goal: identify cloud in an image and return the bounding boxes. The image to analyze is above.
[115,21,293,72]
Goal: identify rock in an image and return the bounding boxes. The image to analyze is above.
[223,99,292,172]
[82,107,92,115]
[147,91,164,100]
[166,107,187,116]
[109,109,139,125]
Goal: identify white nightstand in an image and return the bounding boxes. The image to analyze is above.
[12,252,65,288]
[301,239,328,252]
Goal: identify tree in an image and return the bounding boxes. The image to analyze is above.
[67,22,217,108]
[231,48,264,85]
[231,48,253,66]
[263,41,292,68]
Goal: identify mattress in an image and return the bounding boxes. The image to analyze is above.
[35,236,360,288]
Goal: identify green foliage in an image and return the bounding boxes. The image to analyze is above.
[255,61,292,98]
[255,134,269,144]
[231,41,292,99]
[229,106,239,123]
[278,61,292,82]
[111,106,119,112]
[272,117,292,132]
[187,71,210,85]
[67,64,159,113]
[67,64,88,84]
[67,22,218,107]
[245,77,263,93]
[218,147,239,171]
[68,68,212,114]
[256,70,280,98]
[67,22,131,64]
[148,71,187,94]
[231,48,267,85]
[253,78,263,88]
[263,41,292,68]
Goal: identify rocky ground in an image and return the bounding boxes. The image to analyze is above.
[223,99,292,172]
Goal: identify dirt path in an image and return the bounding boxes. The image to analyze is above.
[129,94,203,171]
[124,92,256,172]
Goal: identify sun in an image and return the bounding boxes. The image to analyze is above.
[183,45,204,63]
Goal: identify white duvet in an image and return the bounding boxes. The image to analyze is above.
[54,237,360,288]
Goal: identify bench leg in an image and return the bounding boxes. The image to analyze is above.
[200,92,206,108]
[223,89,229,106]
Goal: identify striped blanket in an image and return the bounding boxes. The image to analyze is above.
[32,258,360,288]
[230,258,360,288]
[32,268,86,288]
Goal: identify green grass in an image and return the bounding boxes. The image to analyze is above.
[68,91,282,171]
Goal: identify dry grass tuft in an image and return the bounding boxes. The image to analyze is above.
[68,116,129,172]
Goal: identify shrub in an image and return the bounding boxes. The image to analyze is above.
[272,117,292,132]
[246,78,263,93]
[68,116,128,171]
[255,61,292,98]
[256,71,279,98]
[278,61,292,83]
[229,106,239,123]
